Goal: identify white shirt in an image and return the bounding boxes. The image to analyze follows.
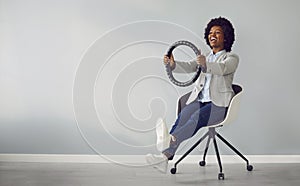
[198,50,226,103]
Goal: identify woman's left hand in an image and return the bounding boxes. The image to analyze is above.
[197,54,206,68]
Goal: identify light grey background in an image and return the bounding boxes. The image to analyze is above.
[1,0,300,155]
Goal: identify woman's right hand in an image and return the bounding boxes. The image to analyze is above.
[164,54,175,70]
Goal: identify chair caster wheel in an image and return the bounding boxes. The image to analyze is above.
[170,168,177,174]
[247,165,253,171]
[199,161,206,166]
[218,173,225,180]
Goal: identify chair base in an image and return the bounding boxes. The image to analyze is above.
[170,127,253,179]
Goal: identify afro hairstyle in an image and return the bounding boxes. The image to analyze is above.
[204,17,235,52]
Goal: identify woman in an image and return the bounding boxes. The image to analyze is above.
[146,17,239,173]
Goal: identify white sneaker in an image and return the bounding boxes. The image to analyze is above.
[145,154,168,173]
[156,118,171,152]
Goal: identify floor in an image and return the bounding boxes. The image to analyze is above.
[0,162,299,186]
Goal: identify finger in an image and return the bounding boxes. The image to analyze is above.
[163,56,170,64]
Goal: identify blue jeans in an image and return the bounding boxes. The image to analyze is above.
[162,101,227,159]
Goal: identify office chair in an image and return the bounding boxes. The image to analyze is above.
[170,84,253,180]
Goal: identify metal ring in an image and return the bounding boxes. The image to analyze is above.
[165,40,201,87]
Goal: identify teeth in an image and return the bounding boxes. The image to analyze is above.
[211,37,216,41]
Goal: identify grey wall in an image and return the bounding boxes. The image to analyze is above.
[1,0,300,156]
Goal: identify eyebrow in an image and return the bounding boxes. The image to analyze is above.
[210,28,223,32]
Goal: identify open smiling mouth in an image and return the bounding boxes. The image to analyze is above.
[210,37,217,42]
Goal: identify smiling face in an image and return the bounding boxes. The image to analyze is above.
[208,26,225,53]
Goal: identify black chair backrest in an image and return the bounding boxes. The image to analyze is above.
[232,84,242,95]
[177,84,242,116]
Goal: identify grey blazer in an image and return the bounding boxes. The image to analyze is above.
[173,52,239,107]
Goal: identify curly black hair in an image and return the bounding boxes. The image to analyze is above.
[204,17,235,52]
